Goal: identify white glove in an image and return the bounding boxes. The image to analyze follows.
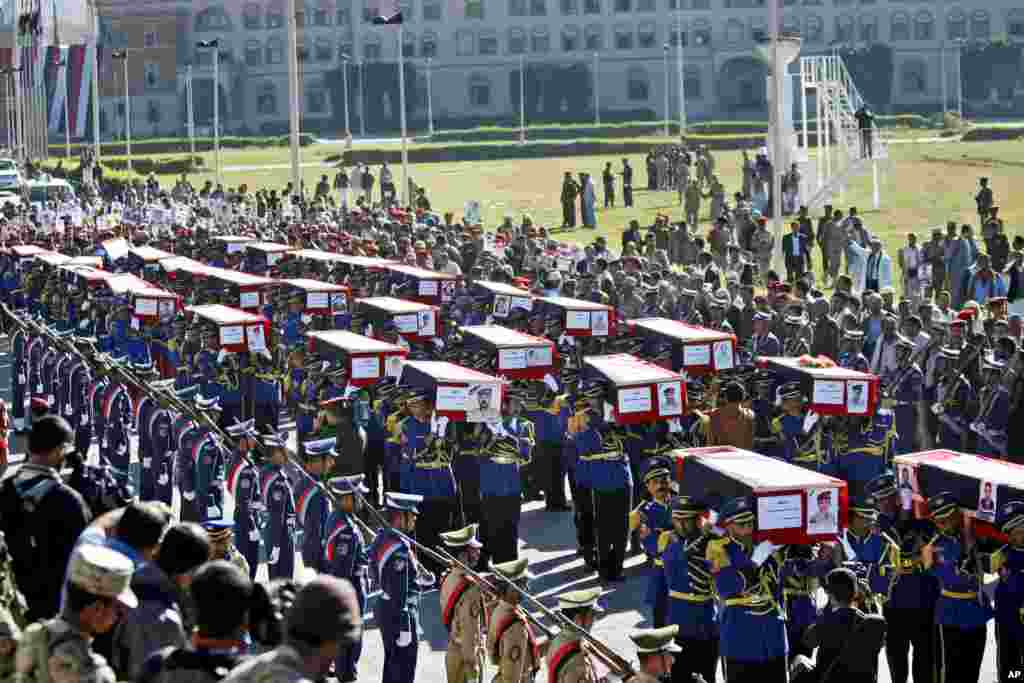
[217,349,228,363]
[751,540,781,567]
[543,373,559,393]
[183,491,196,501]
[157,474,169,486]
[604,676,623,683]
[396,631,413,648]
[803,411,819,434]
[269,547,281,565]
[261,349,273,362]
[301,314,313,325]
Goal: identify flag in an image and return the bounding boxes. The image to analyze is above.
[372,10,403,24]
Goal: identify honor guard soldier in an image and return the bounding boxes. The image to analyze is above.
[706,497,788,682]
[192,422,228,524]
[933,346,976,450]
[771,382,817,469]
[325,475,372,683]
[100,375,134,481]
[178,395,221,524]
[372,492,433,683]
[546,587,605,683]
[524,378,572,512]
[219,576,362,683]
[225,419,262,579]
[249,347,281,432]
[580,413,633,583]
[838,329,869,372]
[487,558,541,683]
[295,438,335,573]
[887,336,923,456]
[281,292,308,349]
[569,383,602,571]
[989,500,1024,681]
[782,312,811,357]
[921,492,991,683]
[260,431,297,580]
[439,524,485,683]
[778,543,822,659]
[826,495,887,610]
[661,496,718,683]
[974,354,1010,457]
[622,625,683,683]
[836,404,896,499]
[202,519,251,578]
[453,420,486,526]
[144,397,177,508]
[14,544,136,683]
[478,390,534,566]
[676,381,709,449]
[629,458,674,627]
[748,311,780,360]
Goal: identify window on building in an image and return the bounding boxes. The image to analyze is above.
[1010,20,1024,38]
[466,0,484,18]
[531,0,547,14]
[339,40,353,59]
[143,30,158,47]
[532,26,550,51]
[833,0,852,6]
[914,11,933,40]
[684,66,701,98]
[971,10,989,39]
[457,29,476,55]
[469,74,491,106]
[421,32,438,56]
[614,0,631,12]
[337,2,352,25]
[307,87,328,113]
[510,0,527,15]
[724,19,744,44]
[585,25,603,49]
[615,26,634,49]
[805,14,823,42]
[315,37,334,61]
[562,25,580,50]
[901,59,926,93]
[637,0,654,11]
[195,6,231,32]
[692,20,710,45]
[669,23,686,46]
[947,10,966,40]
[423,0,441,19]
[257,84,277,114]
[244,2,263,28]
[835,14,854,42]
[143,62,159,89]
[890,12,909,41]
[402,33,416,57]
[859,14,877,42]
[246,39,263,65]
[195,50,213,67]
[364,36,381,59]
[638,22,656,47]
[627,66,649,100]
[266,37,284,63]
[266,1,284,27]
[479,29,498,54]
[583,0,600,14]
[782,14,800,35]
[508,27,527,53]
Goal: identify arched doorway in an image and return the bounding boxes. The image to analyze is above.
[718,57,768,113]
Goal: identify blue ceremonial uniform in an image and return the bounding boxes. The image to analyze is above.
[144,408,175,506]
[453,424,484,525]
[177,424,205,523]
[836,411,896,498]
[888,364,923,455]
[936,374,975,450]
[662,530,718,682]
[282,312,305,349]
[10,330,27,425]
[478,417,533,565]
[372,528,421,683]
[750,332,781,359]
[193,432,227,523]
[779,549,827,659]
[978,385,1010,457]
[325,509,369,682]
[839,351,870,372]
[525,392,571,510]
[261,464,297,580]
[400,416,456,574]
[101,382,133,475]
[295,478,331,573]
[571,422,600,564]
[68,361,93,457]
[633,496,674,626]
[249,352,281,432]
[991,542,1024,680]
[771,413,816,469]
[227,450,262,580]
[581,425,633,580]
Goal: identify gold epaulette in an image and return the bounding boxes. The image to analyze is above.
[629,507,644,532]
[707,537,732,570]
[657,530,676,554]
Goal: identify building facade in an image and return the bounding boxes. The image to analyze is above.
[32,0,1024,138]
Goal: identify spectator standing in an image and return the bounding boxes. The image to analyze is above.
[898,233,924,304]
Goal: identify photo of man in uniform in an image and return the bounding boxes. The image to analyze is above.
[808,489,837,533]
[978,480,996,521]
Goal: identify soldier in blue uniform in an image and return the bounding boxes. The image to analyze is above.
[975,354,1010,457]
[10,326,29,431]
[585,417,634,583]
[523,377,571,511]
[294,437,335,573]
[826,495,888,607]
[67,357,94,458]
[260,431,297,580]
[921,492,992,683]
[453,421,485,526]
[569,382,602,571]
[194,330,223,413]
[990,500,1024,682]
[325,474,371,683]
[659,496,718,683]
[835,405,896,499]
[281,293,307,349]
[225,418,263,580]
[248,347,281,432]
[886,336,923,455]
[192,423,228,523]
[838,329,870,372]
[178,394,221,523]
[706,496,787,682]
[933,346,976,450]
[771,382,818,469]
[101,375,134,480]
[371,492,433,683]
[629,458,674,627]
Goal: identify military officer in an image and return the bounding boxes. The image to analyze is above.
[191,421,228,524]
[225,419,263,580]
[295,438,335,573]
[887,336,923,456]
[748,311,780,360]
[837,329,870,372]
[249,347,281,432]
[524,378,572,512]
[325,474,372,683]
[990,500,1024,681]
[825,495,888,610]
[372,492,433,683]
[143,400,176,507]
[439,524,485,683]
[660,496,718,683]
[836,407,896,499]
[934,347,976,450]
[629,459,674,627]
[921,492,991,683]
[771,382,817,469]
[260,431,297,580]
[544,587,604,683]
[974,354,1010,457]
[624,625,683,683]
[202,518,251,577]
[706,497,787,682]
[487,558,541,683]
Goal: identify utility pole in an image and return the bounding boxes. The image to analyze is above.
[286,0,301,193]
[112,50,130,173]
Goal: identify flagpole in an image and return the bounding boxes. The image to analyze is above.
[397,22,408,206]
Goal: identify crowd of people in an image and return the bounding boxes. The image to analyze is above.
[0,152,1021,683]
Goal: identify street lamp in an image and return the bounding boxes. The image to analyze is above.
[54,58,71,159]
[662,44,670,137]
[372,10,408,205]
[340,53,352,145]
[593,52,600,125]
[196,39,221,184]
[111,49,131,174]
[426,56,434,137]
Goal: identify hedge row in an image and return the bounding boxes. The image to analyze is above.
[961,127,1024,142]
[47,133,316,159]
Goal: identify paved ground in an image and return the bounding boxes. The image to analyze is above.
[0,341,1002,682]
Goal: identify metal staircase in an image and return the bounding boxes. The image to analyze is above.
[797,55,889,210]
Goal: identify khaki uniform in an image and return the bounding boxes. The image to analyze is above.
[439,570,484,683]
[544,632,596,683]
[486,602,539,683]
[220,645,311,683]
[15,618,116,683]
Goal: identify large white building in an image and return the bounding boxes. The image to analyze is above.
[33,1,1024,138]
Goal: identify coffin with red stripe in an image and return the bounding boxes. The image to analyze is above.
[356,297,440,341]
[758,356,880,417]
[536,296,616,338]
[399,360,502,423]
[280,278,351,316]
[583,353,687,425]
[461,325,557,380]
[629,318,738,376]
[186,304,270,354]
[306,329,407,387]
